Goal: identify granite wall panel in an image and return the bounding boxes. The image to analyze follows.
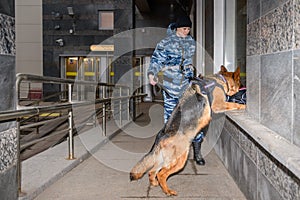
[0,55,15,111]
[294,0,300,49]
[224,117,240,143]
[0,165,17,200]
[218,130,232,172]
[240,130,257,164]
[0,0,14,17]
[260,1,293,55]
[240,151,258,200]
[0,8,17,197]
[0,128,17,172]
[257,170,283,200]
[218,118,300,200]
[224,119,258,200]
[257,147,300,199]
[247,0,260,24]
[246,55,260,120]
[0,14,15,55]
[261,0,289,17]
[220,0,300,199]
[294,50,300,146]
[247,0,299,145]
[247,20,261,56]
[260,51,293,140]
[227,129,240,181]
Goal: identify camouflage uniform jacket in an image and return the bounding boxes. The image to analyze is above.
[147,23,196,98]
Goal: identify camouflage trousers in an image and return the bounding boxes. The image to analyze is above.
[162,90,180,123]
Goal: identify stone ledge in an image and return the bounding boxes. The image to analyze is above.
[226,110,300,179]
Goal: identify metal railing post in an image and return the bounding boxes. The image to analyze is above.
[67,84,75,160]
[132,94,136,121]
[127,88,130,121]
[119,87,122,126]
[102,86,106,136]
[17,119,26,197]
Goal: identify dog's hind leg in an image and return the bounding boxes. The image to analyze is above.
[156,151,189,196]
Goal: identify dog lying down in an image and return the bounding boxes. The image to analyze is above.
[129,66,245,196]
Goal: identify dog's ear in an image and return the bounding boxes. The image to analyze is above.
[195,92,203,101]
[235,66,240,74]
[234,67,240,80]
[220,65,227,72]
[197,73,204,79]
[191,84,201,94]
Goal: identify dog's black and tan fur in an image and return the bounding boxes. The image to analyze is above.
[129,66,245,196]
[130,83,211,196]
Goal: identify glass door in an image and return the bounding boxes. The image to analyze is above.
[60,53,113,100]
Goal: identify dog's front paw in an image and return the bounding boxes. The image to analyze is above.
[239,104,246,110]
[150,179,159,187]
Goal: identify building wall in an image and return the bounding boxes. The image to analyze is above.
[42,0,134,97]
[211,0,300,199]
[247,0,299,147]
[0,0,17,199]
[15,0,43,76]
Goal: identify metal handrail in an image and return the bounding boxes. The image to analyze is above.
[16,73,118,86]
[9,73,147,196]
[16,73,126,106]
[2,94,144,121]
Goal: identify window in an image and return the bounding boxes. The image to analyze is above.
[98,11,114,30]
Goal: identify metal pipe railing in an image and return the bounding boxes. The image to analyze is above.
[20,116,68,131]
[7,73,147,196]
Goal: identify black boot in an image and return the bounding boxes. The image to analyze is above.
[192,141,205,165]
[192,132,205,165]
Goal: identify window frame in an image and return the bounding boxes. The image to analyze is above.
[98,10,114,30]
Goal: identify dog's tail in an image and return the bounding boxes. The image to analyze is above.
[130,152,155,181]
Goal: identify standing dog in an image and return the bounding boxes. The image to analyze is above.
[129,66,245,196]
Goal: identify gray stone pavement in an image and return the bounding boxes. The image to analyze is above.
[20,102,246,199]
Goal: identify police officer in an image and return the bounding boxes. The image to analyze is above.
[147,15,205,165]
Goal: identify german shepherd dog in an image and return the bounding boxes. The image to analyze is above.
[129,66,245,196]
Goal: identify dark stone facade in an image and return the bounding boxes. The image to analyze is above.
[0,0,17,198]
[42,0,134,97]
[247,0,299,145]
[212,0,300,199]
[210,114,300,200]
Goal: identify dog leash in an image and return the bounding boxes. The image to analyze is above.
[152,77,172,97]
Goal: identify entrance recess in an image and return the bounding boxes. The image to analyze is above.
[59,53,113,100]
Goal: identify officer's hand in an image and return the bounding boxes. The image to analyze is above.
[148,74,158,86]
